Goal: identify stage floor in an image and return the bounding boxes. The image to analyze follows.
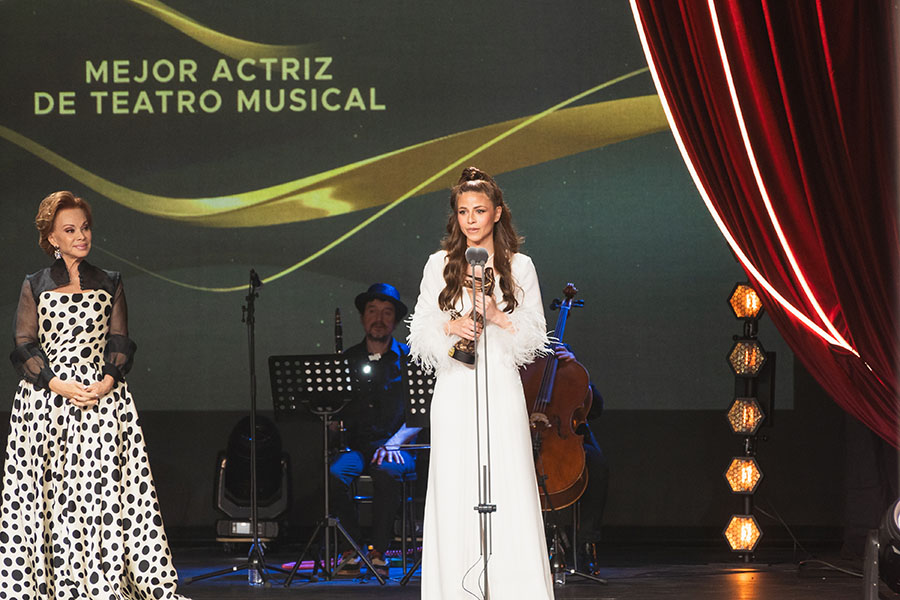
[170,543,897,599]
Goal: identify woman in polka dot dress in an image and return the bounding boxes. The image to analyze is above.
[3,191,187,599]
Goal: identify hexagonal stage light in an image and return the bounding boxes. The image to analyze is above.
[727,397,765,435]
[727,339,767,377]
[728,283,764,320]
[724,515,762,552]
[876,497,900,593]
[724,457,763,494]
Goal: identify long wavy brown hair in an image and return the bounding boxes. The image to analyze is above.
[438,167,523,313]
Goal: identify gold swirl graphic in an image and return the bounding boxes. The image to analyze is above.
[0,101,664,229]
[2,69,665,292]
[124,0,316,59]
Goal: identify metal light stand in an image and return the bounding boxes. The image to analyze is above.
[186,270,288,587]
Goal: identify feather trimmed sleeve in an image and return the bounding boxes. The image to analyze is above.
[489,253,550,368]
[407,251,454,374]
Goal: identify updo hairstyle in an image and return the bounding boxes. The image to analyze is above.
[35,191,93,257]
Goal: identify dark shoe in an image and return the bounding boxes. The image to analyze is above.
[577,542,601,575]
[367,549,390,578]
[334,550,361,577]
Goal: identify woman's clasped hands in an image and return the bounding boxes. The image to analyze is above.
[48,375,114,409]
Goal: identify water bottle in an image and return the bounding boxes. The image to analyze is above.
[550,549,566,586]
[248,554,262,586]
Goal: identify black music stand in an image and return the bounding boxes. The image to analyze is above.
[398,361,434,586]
[269,353,386,585]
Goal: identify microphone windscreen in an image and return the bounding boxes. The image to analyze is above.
[465,247,489,265]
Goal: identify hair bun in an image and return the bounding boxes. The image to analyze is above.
[458,166,492,184]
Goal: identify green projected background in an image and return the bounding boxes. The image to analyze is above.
[0,0,793,410]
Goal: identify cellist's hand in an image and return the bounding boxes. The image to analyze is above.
[554,346,576,362]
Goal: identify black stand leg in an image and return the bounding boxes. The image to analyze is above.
[568,569,607,584]
[399,553,422,586]
[283,410,385,586]
[534,437,606,586]
[283,515,386,586]
[283,520,325,583]
[184,543,291,586]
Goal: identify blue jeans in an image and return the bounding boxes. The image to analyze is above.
[330,449,416,553]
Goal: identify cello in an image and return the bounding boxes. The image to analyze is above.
[520,283,592,511]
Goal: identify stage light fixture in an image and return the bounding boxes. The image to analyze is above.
[728,283,764,320]
[724,457,763,494]
[727,339,767,377]
[727,397,765,435]
[724,515,762,552]
[215,415,289,540]
[723,282,772,560]
[876,497,900,593]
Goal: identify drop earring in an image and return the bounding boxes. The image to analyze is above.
[54,247,62,260]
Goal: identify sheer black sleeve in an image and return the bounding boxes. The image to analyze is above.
[102,278,137,381]
[9,278,55,389]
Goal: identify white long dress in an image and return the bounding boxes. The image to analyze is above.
[408,250,554,600]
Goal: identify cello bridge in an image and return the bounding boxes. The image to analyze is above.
[529,412,551,429]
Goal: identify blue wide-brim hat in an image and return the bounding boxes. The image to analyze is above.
[354,283,408,320]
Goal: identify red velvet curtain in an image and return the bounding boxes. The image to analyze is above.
[631,0,899,446]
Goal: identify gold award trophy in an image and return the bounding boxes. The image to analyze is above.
[448,267,495,365]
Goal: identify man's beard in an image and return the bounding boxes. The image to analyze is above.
[367,331,390,344]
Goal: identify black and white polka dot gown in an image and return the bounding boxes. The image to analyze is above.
[0,290,187,599]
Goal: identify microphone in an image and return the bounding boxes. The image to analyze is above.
[249,268,263,289]
[334,308,343,354]
[448,247,493,364]
[465,246,489,265]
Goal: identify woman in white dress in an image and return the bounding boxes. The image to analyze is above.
[409,167,554,599]
[3,191,186,599]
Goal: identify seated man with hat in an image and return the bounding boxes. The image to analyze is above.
[330,283,421,577]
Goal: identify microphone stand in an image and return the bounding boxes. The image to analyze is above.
[469,250,495,599]
[244,270,268,586]
[185,269,286,587]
